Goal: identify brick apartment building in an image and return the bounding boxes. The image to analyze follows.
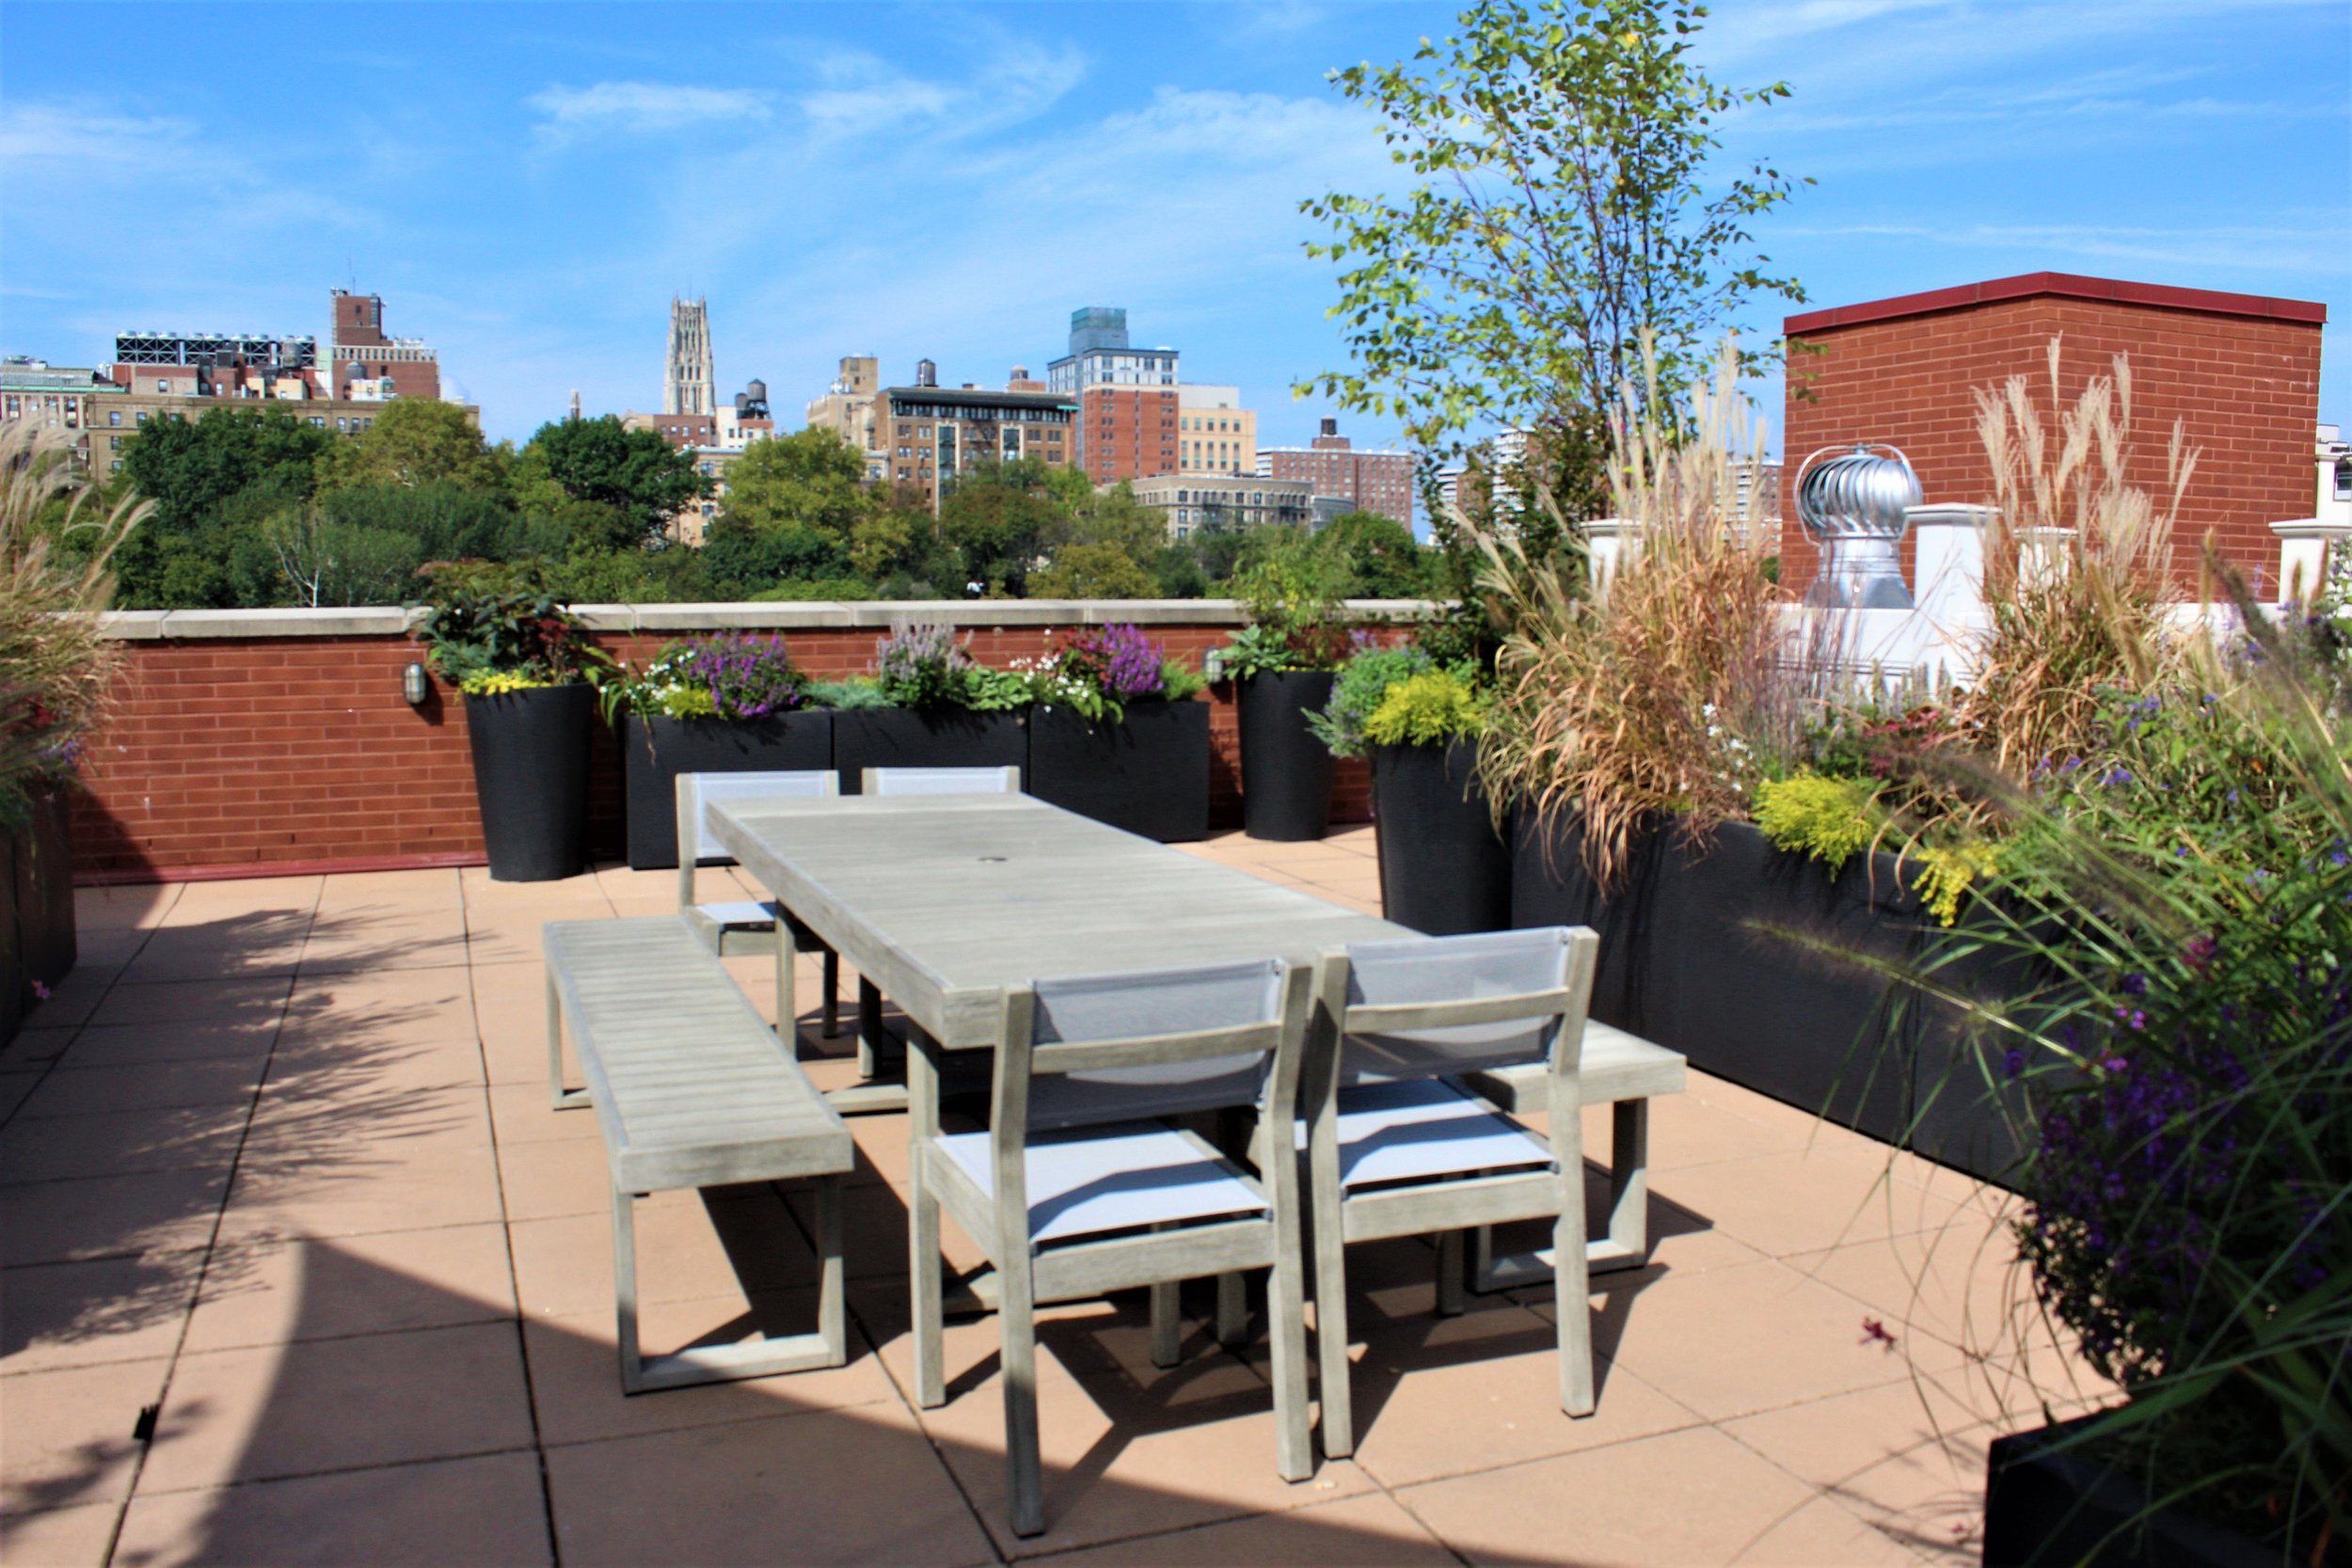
[1260,418,1415,531]
[875,360,1076,511]
[1047,308,1180,483]
[1780,272,2326,594]
[326,289,441,401]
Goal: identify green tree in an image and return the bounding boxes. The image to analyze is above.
[699,520,856,597]
[1030,542,1158,599]
[312,398,505,494]
[113,408,336,607]
[716,427,867,539]
[1300,0,1805,540]
[1316,510,1438,598]
[509,415,709,550]
[939,459,1061,595]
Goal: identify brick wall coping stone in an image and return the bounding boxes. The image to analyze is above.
[1786,271,2329,336]
[97,599,1437,641]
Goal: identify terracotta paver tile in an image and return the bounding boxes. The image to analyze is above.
[112,1450,551,1567]
[496,1135,615,1221]
[524,1295,896,1446]
[74,883,180,932]
[485,1081,599,1147]
[0,1102,249,1185]
[1336,1301,1704,1489]
[0,1070,42,1120]
[18,967,118,1028]
[310,867,464,909]
[116,922,311,987]
[506,1194,820,1321]
[181,1226,516,1353]
[14,1057,267,1119]
[879,1300,1373,1559]
[544,1401,995,1568]
[88,978,291,1032]
[787,1180,990,1284]
[1579,1257,1962,1424]
[1044,1491,1456,1566]
[1724,1377,2002,1564]
[0,1500,120,1566]
[2,1253,203,1373]
[136,1322,534,1494]
[160,878,323,919]
[1396,1424,1919,1566]
[2,1169,229,1266]
[296,907,470,974]
[1788,1220,2038,1366]
[1650,1148,1960,1259]
[0,1355,170,1517]
[55,1022,278,1069]
[1,1027,78,1069]
[216,1097,502,1243]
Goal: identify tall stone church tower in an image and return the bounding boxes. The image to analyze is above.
[664,296,713,417]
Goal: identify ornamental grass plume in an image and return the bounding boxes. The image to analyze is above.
[1474,338,1790,889]
[0,423,147,826]
[1963,339,2188,777]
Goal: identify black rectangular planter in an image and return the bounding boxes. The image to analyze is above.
[3,786,79,1047]
[1510,811,2022,1168]
[1983,1416,2275,1568]
[1025,700,1211,842]
[621,712,837,870]
[831,707,1028,795]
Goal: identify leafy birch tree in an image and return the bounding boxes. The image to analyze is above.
[1299,0,1807,532]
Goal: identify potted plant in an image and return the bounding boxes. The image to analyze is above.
[601,634,834,870]
[828,623,1029,792]
[1313,643,1508,933]
[1021,624,1211,841]
[0,424,143,1040]
[414,561,600,882]
[1219,558,1351,841]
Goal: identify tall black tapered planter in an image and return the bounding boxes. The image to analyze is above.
[465,684,595,882]
[1025,700,1211,842]
[620,712,835,870]
[1236,671,1336,842]
[1371,737,1509,934]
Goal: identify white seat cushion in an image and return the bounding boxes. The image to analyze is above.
[938,1122,1269,1244]
[697,899,780,929]
[1329,1078,1552,1191]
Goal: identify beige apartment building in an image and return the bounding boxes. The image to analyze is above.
[1129,472,1312,538]
[805,356,883,480]
[1176,385,1256,476]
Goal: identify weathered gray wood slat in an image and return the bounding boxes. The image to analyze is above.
[707,795,1408,1052]
[544,913,852,1393]
[544,917,850,1193]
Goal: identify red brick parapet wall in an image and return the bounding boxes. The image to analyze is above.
[75,601,1425,883]
[1779,271,2326,596]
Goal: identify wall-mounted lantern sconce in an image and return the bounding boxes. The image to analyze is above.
[1201,647,1226,684]
[402,662,431,706]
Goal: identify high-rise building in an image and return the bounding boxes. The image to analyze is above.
[328,289,440,400]
[664,296,714,417]
[1259,418,1415,530]
[1045,307,1179,483]
[1175,386,1256,476]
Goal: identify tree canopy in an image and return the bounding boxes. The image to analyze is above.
[508,416,710,550]
[716,426,868,539]
[313,398,505,494]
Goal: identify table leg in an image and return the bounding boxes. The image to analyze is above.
[1470,1099,1654,1291]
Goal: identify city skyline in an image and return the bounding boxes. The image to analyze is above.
[1,1,2345,456]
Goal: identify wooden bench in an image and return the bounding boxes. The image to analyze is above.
[1459,1019,1687,1290]
[544,915,855,1393]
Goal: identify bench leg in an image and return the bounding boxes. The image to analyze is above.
[857,979,882,1079]
[775,923,798,1053]
[614,1177,853,1395]
[1149,1278,1182,1369]
[1435,1230,1468,1317]
[1470,1099,1654,1292]
[821,950,841,1038]
[548,974,589,1112]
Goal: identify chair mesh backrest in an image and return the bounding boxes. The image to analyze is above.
[678,771,835,864]
[864,766,1020,797]
[1022,958,1288,1132]
[1340,927,1577,1085]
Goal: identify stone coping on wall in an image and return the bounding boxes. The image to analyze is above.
[98,598,1438,641]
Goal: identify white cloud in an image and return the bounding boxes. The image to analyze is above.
[0,104,199,166]
[526,80,773,145]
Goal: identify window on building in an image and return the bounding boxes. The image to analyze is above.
[2338,459,2352,501]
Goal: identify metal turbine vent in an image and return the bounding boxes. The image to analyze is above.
[1793,443,1923,610]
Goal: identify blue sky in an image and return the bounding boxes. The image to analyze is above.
[3,0,2345,469]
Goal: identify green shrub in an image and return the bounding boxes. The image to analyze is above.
[1310,644,1431,757]
[1752,772,1875,871]
[1361,668,1487,748]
